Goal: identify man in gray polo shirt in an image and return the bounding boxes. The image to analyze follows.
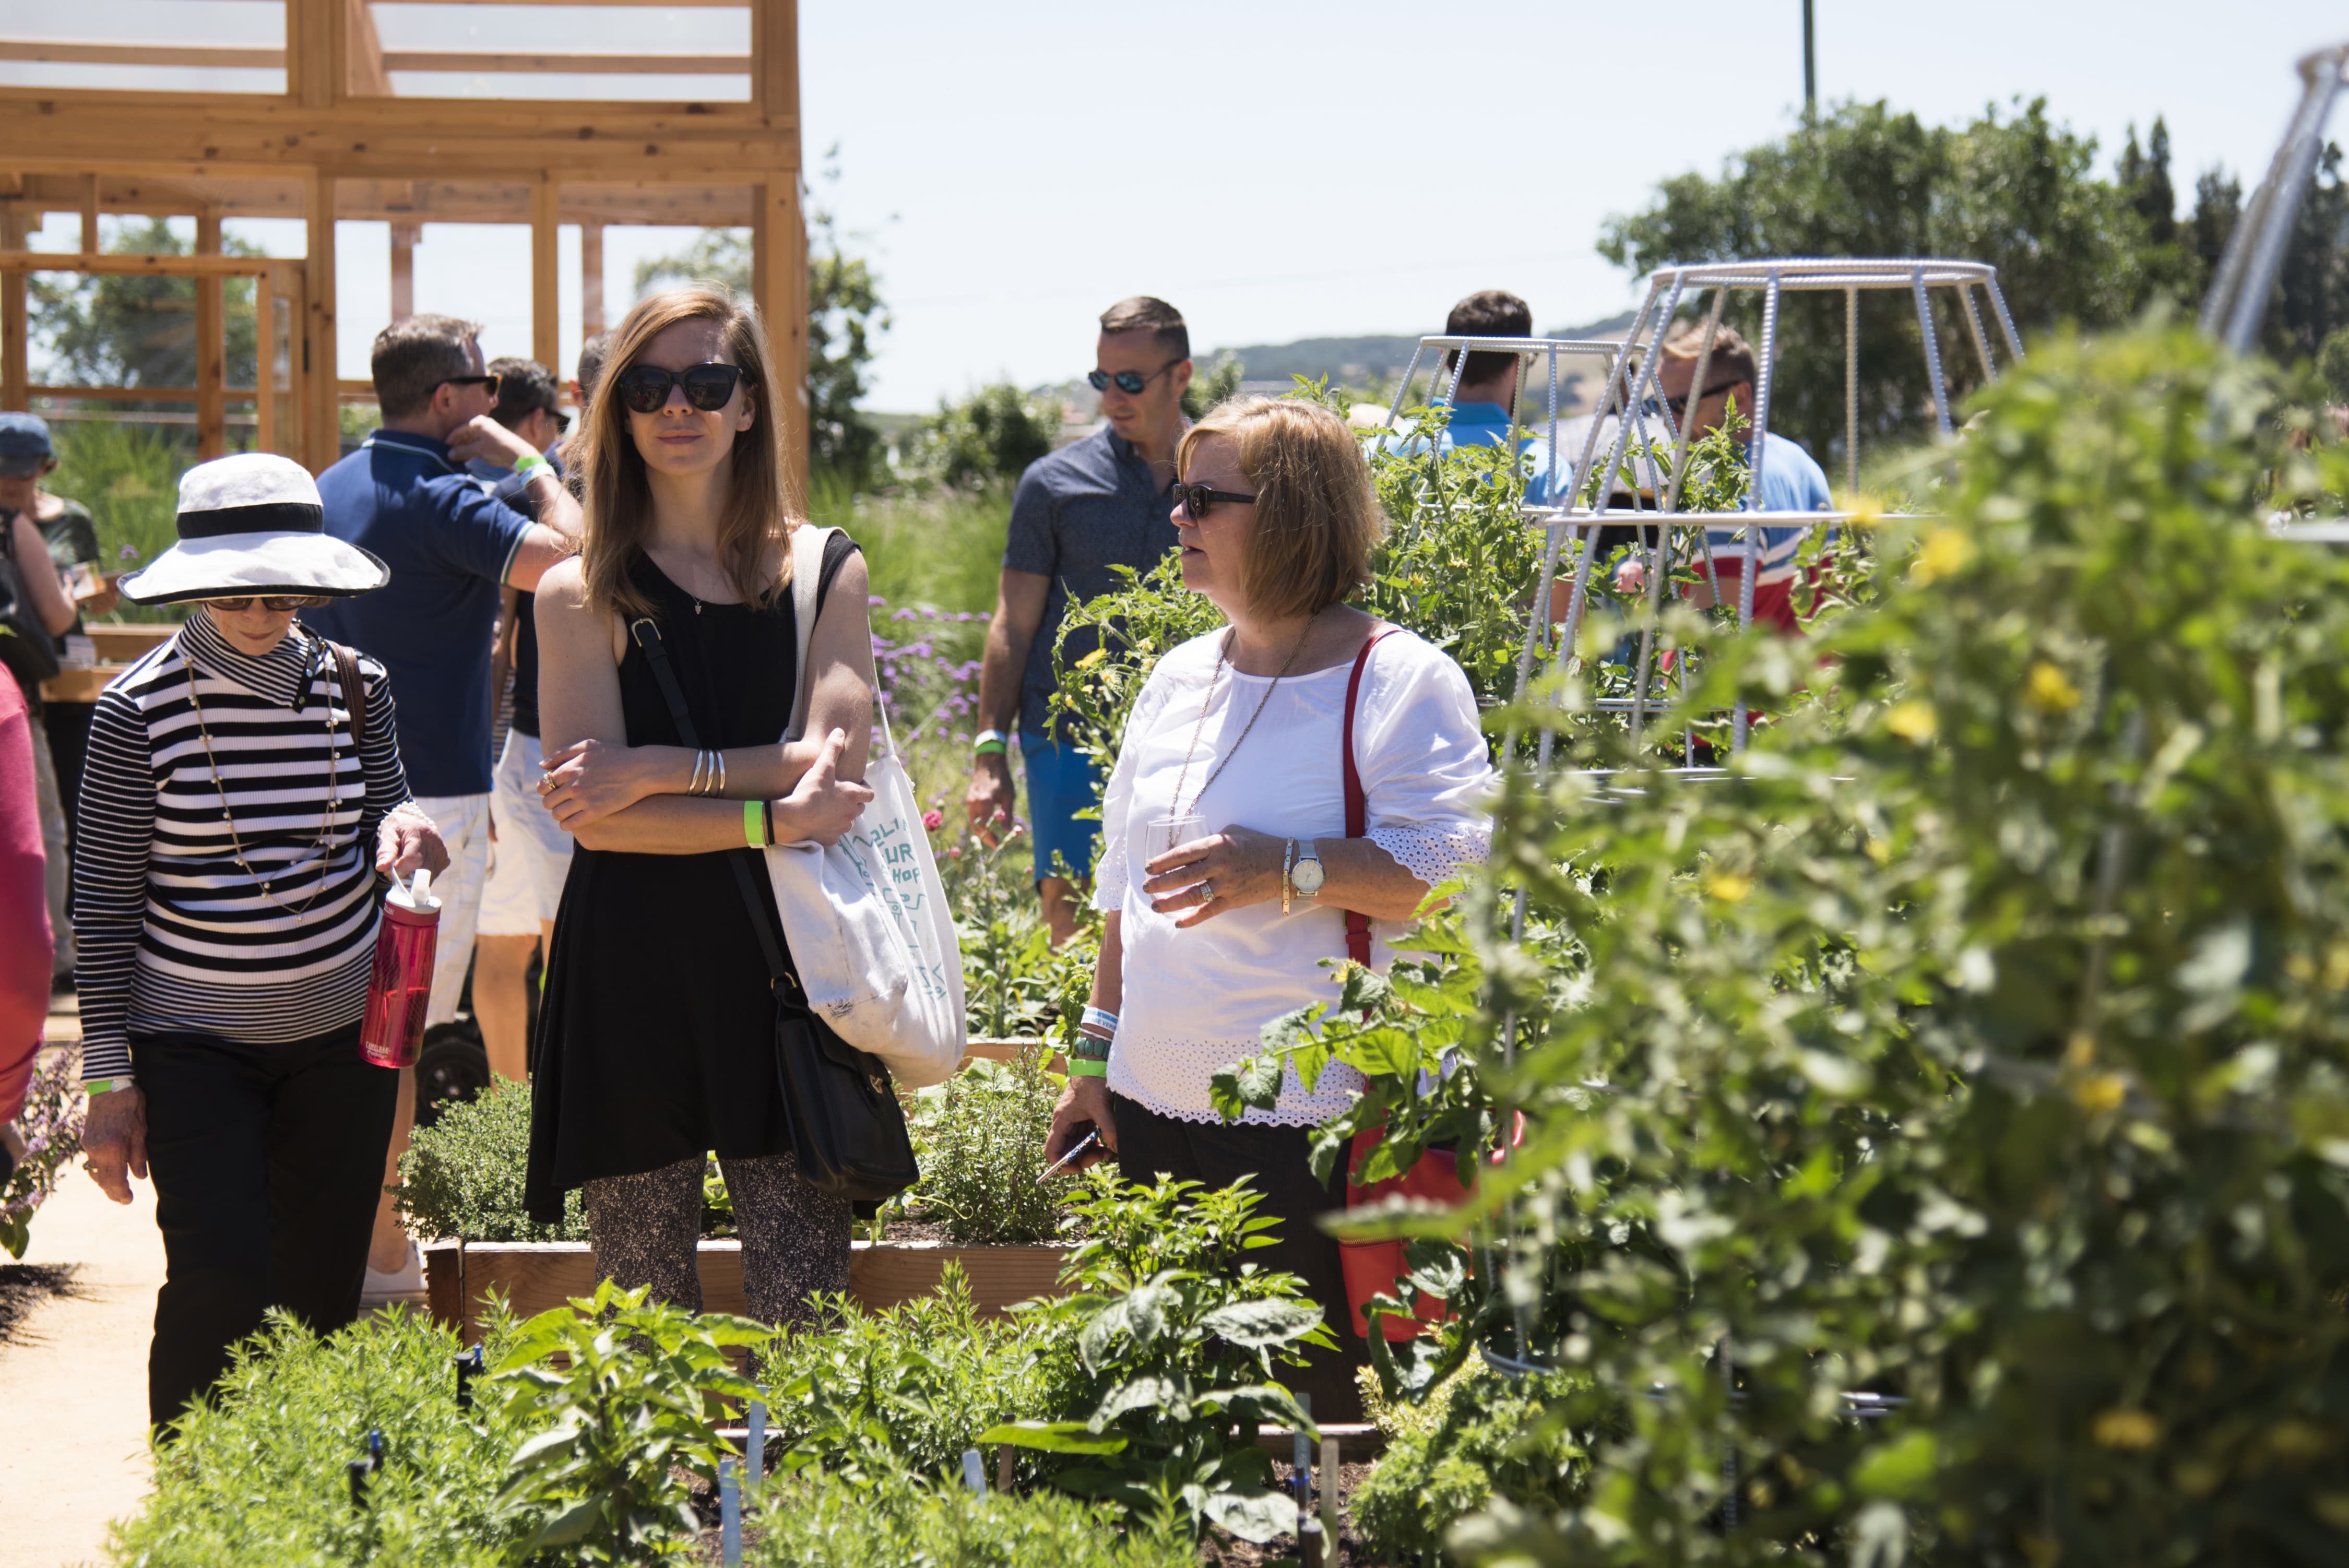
[966,296,1191,945]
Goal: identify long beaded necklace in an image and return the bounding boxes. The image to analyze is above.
[184,627,343,917]
[1165,609,1322,830]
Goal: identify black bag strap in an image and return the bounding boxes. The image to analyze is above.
[324,639,370,746]
[627,615,795,994]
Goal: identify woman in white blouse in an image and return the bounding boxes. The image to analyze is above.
[1043,396,1494,1419]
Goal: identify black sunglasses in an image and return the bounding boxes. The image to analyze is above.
[441,374,502,397]
[1172,482,1256,521]
[1645,376,1749,419]
[1088,359,1183,396]
[615,362,745,414]
[201,595,329,612]
[548,407,571,433]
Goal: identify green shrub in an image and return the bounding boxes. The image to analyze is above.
[395,1078,587,1243]
[1351,1368,1588,1563]
[109,1309,530,1567]
[488,1279,766,1563]
[50,419,188,625]
[761,1264,1055,1483]
[749,1468,1194,1568]
[984,1173,1332,1545]
[903,384,1061,492]
[906,1050,1071,1245]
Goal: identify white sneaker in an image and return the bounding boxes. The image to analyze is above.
[360,1240,428,1308]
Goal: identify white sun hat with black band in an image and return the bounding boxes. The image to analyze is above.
[117,452,389,605]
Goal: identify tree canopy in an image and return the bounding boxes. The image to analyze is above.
[32,218,263,405]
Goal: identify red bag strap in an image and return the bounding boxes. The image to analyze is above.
[1341,626,1400,967]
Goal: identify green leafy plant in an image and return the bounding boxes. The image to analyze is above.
[748,1466,1195,1568]
[2,1047,84,1258]
[108,1308,531,1566]
[1353,1367,1589,1563]
[395,1077,588,1243]
[906,1049,1073,1245]
[487,1279,766,1563]
[761,1263,1056,1484]
[903,384,1062,491]
[982,1172,1333,1545]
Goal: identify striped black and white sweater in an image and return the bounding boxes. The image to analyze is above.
[73,612,411,1085]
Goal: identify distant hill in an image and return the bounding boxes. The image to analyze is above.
[1213,310,1639,389]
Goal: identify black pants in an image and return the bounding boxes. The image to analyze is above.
[1111,1094,1366,1423]
[133,1023,398,1429]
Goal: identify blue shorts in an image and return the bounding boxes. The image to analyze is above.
[1021,731,1100,884]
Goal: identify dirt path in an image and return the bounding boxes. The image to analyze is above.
[0,1046,161,1568]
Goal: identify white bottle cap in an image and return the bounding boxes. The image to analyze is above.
[389,865,442,913]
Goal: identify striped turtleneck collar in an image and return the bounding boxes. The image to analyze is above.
[176,610,323,711]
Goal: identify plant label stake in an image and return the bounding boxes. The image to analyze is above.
[1291,1392,1312,1514]
[719,1458,742,1565]
[453,1344,484,1409]
[996,1443,1013,1492]
[1320,1435,1340,1539]
[745,1397,766,1495]
[962,1447,987,1494]
[346,1429,383,1512]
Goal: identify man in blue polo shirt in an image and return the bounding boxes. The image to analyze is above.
[1400,290,1570,506]
[966,295,1189,946]
[306,314,582,1299]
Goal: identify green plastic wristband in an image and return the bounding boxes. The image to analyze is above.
[513,453,551,477]
[973,738,1008,756]
[86,1076,132,1095]
[1065,1058,1108,1078]
[745,800,767,847]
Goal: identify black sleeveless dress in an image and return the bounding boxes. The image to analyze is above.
[524,536,855,1223]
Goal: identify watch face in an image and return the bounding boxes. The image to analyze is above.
[1292,855,1326,894]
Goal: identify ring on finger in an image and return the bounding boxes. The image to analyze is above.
[1198,880,1215,904]
[537,772,557,792]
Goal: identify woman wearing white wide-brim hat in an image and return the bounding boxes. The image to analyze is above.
[75,452,449,1431]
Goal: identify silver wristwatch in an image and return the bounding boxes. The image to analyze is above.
[1289,841,1326,899]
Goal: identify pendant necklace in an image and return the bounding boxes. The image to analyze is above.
[185,629,344,917]
[1166,608,1322,823]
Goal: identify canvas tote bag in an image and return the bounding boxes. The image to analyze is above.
[761,524,966,1087]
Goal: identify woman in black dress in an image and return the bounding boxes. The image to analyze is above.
[524,287,877,1325]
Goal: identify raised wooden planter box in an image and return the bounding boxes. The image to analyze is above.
[424,1237,1071,1344]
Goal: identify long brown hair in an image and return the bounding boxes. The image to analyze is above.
[575,287,799,618]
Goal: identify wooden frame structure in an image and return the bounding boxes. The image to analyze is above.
[0,0,804,480]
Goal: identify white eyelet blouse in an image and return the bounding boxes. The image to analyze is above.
[1093,626,1496,1126]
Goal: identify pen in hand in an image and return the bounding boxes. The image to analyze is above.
[1038,1125,1102,1184]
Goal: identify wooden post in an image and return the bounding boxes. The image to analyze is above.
[753,0,798,125]
[254,264,276,456]
[0,204,26,414]
[581,222,605,340]
[530,175,559,374]
[195,209,226,460]
[290,0,341,111]
[305,169,340,473]
[78,174,100,259]
[389,223,416,320]
[751,177,807,498]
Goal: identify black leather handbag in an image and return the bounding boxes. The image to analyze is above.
[631,615,919,1205]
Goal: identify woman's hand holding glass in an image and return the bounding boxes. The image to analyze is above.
[1142,824,1288,928]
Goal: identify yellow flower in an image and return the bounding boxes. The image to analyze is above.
[1074,648,1108,670]
[1910,527,1975,585]
[2074,1074,2128,1116]
[2025,661,2081,713]
[1703,872,1752,904]
[2092,1408,2161,1450]
[1886,699,1938,742]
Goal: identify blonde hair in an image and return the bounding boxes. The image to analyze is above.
[1658,319,1758,389]
[574,287,798,619]
[1179,397,1384,621]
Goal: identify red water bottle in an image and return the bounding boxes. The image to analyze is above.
[360,868,441,1069]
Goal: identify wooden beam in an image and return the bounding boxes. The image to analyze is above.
[380,51,746,74]
[195,209,226,460]
[389,223,416,318]
[78,174,99,258]
[581,221,604,338]
[346,0,393,96]
[750,176,805,500]
[306,169,339,473]
[0,42,284,70]
[25,384,264,401]
[290,0,339,111]
[0,205,26,414]
[0,253,281,277]
[755,0,795,126]
[530,175,558,372]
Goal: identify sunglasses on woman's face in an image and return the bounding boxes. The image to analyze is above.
[1088,359,1182,396]
[202,595,328,612]
[1172,482,1256,522]
[615,362,745,414]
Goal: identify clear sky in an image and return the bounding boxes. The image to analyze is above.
[10,1,2348,409]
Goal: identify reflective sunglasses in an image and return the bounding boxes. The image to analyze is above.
[201,595,329,612]
[1088,359,1183,396]
[1172,482,1256,521]
[615,362,745,414]
[440,374,502,397]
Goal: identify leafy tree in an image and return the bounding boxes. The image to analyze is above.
[31,218,260,402]
[634,147,889,485]
[1599,100,2175,462]
[2117,118,2178,246]
[900,382,1061,491]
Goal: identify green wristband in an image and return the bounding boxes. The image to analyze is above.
[1065,1058,1108,1078]
[745,800,767,848]
[973,738,1008,756]
[85,1077,132,1095]
[513,453,550,477]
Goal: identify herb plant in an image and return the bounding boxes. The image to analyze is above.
[396,1076,588,1243]
[748,1466,1195,1568]
[2,1047,84,1258]
[983,1172,1333,1545]
[906,1049,1071,1244]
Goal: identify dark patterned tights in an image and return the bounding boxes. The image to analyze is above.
[582,1150,850,1328]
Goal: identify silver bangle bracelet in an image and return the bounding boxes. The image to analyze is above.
[715,750,727,797]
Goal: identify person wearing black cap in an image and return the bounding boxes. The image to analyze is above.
[0,414,79,992]
[73,453,449,1428]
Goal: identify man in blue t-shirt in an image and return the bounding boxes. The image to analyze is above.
[306,314,582,1299]
[966,296,1189,946]
[1407,290,1570,505]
